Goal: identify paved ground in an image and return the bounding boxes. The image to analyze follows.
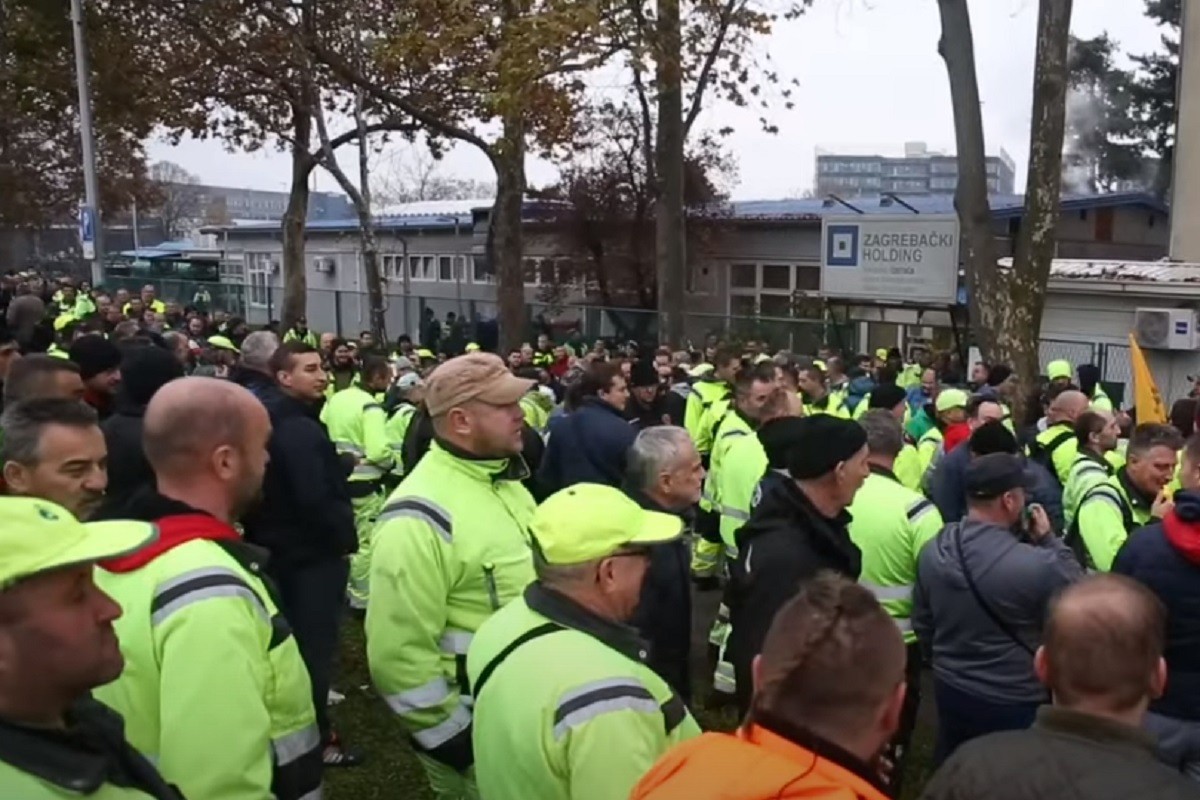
[325,586,938,799]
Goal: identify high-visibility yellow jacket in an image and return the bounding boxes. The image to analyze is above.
[848,468,943,644]
[322,384,394,483]
[467,585,700,800]
[367,442,536,770]
[94,512,321,800]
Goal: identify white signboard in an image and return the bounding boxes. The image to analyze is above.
[821,214,960,305]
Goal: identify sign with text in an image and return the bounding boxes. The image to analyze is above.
[820,214,959,305]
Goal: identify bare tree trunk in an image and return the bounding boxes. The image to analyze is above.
[355,90,387,345]
[937,0,1005,389]
[1012,0,1074,383]
[492,111,527,353]
[281,106,312,332]
[655,0,685,346]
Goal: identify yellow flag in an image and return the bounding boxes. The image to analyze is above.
[1128,333,1167,424]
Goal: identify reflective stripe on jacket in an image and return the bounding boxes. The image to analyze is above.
[367,441,536,765]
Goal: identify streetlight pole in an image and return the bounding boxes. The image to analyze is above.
[69,0,104,284]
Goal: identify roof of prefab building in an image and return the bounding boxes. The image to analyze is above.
[203,191,1168,235]
[726,191,1167,221]
[1035,258,1200,284]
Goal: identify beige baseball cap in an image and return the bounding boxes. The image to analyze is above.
[425,353,534,416]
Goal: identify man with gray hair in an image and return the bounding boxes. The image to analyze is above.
[230,330,281,402]
[1,398,107,520]
[625,425,705,700]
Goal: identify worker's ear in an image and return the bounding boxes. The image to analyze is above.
[879,681,906,741]
[750,654,763,695]
[1151,656,1168,701]
[1033,645,1050,690]
[211,443,238,482]
[2,462,30,496]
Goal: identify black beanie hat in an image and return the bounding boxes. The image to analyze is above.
[787,416,868,480]
[868,383,908,411]
[757,417,808,469]
[629,359,660,389]
[120,344,185,405]
[69,334,122,380]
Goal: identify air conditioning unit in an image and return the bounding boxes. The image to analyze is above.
[1134,308,1196,350]
[313,256,336,274]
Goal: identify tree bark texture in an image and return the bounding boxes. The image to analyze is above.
[281,107,312,333]
[492,111,528,353]
[655,0,686,346]
[1011,0,1074,387]
[355,90,387,345]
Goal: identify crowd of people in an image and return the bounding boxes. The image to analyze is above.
[2,270,1200,799]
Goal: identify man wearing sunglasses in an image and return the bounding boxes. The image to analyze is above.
[466,483,701,800]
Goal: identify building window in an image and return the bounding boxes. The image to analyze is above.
[408,255,435,281]
[439,255,454,282]
[382,254,403,280]
[245,252,275,307]
[730,263,756,289]
[473,255,493,283]
[727,261,821,318]
[219,260,245,282]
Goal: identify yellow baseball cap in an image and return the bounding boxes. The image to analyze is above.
[465,342,481,353]
[0,498,156,590]
[416,348,435,360]
[875,348,889,361]
[207,335,240,353]
[1046,359,1072,381]
[529,484,683,565]
[935,388,969,412]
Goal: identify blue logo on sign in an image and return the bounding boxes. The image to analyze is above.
[826,224,859,267]
[1176,320,1189,335]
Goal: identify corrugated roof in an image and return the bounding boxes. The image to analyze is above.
[1036,258,1200,284]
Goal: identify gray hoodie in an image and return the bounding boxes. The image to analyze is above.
[913,518,1083,704]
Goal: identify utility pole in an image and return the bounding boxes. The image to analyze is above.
[69,0,104,284]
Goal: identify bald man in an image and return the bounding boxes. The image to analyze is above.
[921,575,1197,800]
[93,378,323,800]
[1034,389,1091,486]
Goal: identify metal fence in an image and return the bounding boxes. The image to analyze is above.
[105,279,858,353]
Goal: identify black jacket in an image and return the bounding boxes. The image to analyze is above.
[920,706,1200,800]
[625,389,670,430]
[539,398,637,494]
[627,489,693,702]
[0,698,183,800]
[99,396,153,515]
[1113,491,1200,722]
[242,390,358,566]
[228,366,276,405]
[727,477,861,714]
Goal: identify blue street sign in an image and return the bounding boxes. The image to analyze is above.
[79,205,96,259]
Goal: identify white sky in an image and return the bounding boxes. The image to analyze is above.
[146,0,1164,202]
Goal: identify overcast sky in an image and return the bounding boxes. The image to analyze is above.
[145,0,1164,202]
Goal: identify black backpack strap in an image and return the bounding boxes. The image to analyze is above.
[1046,429,1074,455]
[471,622,565,699]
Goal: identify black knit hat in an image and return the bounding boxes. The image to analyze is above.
[120,344,185,405]
[758,417,808,469]
[629,359,660,389]
[787,416,868,480]
[868,383,908,411]
[69,334,122,380]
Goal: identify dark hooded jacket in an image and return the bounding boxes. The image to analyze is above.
[1113,491,1200,721]
[727,477,860,714]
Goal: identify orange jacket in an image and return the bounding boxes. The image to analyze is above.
[630,724,891,800]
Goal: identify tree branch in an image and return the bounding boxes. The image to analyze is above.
[684,0,740,136]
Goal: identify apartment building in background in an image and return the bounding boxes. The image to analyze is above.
[815,141,1016,196]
